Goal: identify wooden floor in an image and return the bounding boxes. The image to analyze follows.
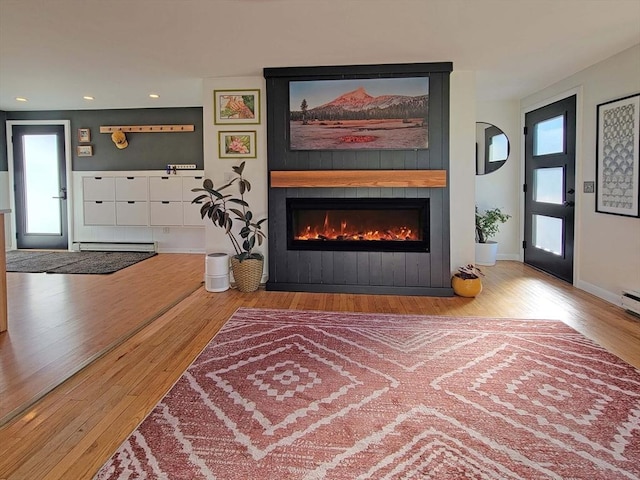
[0,260,638,479]
[0,253,204,424]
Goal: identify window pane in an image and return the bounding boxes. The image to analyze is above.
[534,167,564,204]
[533,214,563,255]
[23,134,61,234]
[534,115,564,156]
[488,133,508,162]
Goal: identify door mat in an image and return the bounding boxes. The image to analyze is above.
[6,250,157,274]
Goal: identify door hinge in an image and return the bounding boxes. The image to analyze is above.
[523,184,527,193]
[522,240,527,249]
[523,126,528,135]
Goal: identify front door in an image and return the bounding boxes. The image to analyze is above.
[12,124,68,249]
[524,95,576,283]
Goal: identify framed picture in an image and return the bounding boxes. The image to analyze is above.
[78,128,91,143]
[289,76,429,150]
[218,131,257,158]
[77,145,93,157]
[596,93,640,217]
[214,89,260,124]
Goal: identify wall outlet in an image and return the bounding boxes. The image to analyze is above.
[583,181,595,193]
[162,227,170,233]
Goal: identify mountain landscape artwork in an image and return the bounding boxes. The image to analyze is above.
[289,77,429,150]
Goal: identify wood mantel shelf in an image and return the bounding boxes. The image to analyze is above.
[270,170,447,188]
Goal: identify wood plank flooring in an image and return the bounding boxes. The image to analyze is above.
[0,253,204,425]
[0,260,638,479]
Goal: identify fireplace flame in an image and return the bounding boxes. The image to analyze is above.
[295,212,419,241]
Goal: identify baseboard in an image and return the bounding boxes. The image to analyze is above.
[496,253,520,261]
[575,280,622,307]
[75,242,157,253]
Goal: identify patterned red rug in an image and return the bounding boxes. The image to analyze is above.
[95,308,640,479]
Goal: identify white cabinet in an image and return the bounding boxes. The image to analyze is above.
[115,176,148,201]
[150,201,183,226]
[81,172,206,228]
[149,176,192,226]
[83,176,115,201]
[116,202,148,226]
[84,201,115,225]
[83,176,115,225]
[149,176,182,201]
[115,176,148,226]
[182,175,205,226]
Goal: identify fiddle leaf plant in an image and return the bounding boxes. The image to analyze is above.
[191,161,266,261]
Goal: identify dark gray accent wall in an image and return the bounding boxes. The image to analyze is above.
[0,111,7,171]
[264,63,453,296]
[5,107,203,171]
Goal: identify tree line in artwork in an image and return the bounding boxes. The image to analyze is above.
[290,96,429,123]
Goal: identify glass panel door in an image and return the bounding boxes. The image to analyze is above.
[524,96,576,283]
[12,124,68,249]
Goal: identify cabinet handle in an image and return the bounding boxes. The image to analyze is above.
[96,201,103,204]
[95,176,102,180]
[162,201,170,204]
[127,176,134,180]
[195,176,203,179]
[161,176,169,180]
[128,201,135,204]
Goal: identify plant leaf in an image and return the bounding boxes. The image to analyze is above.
[203,179,213,190]
[228,198,249,207]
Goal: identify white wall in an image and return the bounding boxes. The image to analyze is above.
[449,71,477,272]
[475,100,521,260]
[521,44,640,302]
[202,76,268,281]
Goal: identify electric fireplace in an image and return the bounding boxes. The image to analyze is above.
[287,198,429,252]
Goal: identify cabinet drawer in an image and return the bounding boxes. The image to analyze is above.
[182,176,205,201]
[150,201,183,226]
[115,176,148,201]
[84,201,115,225]
[149,176,182,201]
[83,176,115,201]
[184,201,205,226]
[116,201,149,226]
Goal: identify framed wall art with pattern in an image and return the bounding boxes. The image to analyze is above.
[596,93,640,217]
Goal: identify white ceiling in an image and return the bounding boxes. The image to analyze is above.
[1,0,639,111]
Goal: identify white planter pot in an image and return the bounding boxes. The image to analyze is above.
[475,241,498,266]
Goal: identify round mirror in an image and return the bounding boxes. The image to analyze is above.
[476,122,509,175]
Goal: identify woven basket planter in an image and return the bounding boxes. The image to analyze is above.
[230,257,263,292]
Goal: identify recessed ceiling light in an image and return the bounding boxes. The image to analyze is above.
[149,93,160,99]
[15,97,27,102]
[83,95,95,100]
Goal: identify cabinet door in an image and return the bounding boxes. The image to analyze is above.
[115,177,148,201]
[116,201,149,226]
[84,201,115,225]
[83,177,115,201]
[149,176,182,201]
[150,201,183,225]
[182,176,205,201]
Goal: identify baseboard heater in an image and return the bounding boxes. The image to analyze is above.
[621,290,640,316]
[75,242,158,253]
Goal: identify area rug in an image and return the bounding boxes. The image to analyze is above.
[95,308,640,479]
[6,250,157,274]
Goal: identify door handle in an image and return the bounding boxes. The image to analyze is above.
[564,200,575,207]
[567,188,575,195]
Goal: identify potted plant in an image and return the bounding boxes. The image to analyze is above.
[451,264,484,297]
[475,206,511,266]
[192,161,267,292]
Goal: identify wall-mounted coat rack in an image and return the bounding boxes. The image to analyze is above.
[99,125,195,133]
